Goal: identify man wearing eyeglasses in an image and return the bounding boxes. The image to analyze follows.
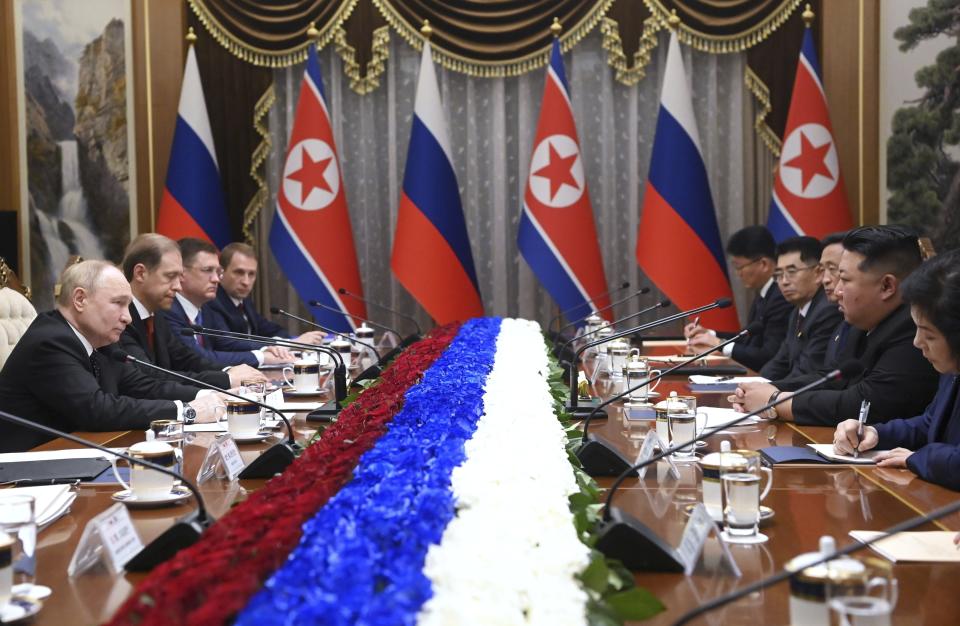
[685,226,792,371]
[757,236,841,381]
[165,238,293,368]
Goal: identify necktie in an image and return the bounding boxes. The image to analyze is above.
[194,310,206,347]
[144,316,156,354]
[237,301,251,334]
[89,351,101,380]
[796,312,805,337]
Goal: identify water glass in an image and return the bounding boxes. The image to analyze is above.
[0,496,36,587]
[666,410,703,458]
[722,472,761,537]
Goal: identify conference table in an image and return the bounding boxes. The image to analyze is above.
[13,347,960,625]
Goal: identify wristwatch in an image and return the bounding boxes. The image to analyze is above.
[182,403,197,425]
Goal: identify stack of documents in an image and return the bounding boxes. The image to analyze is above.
[688,375,769,392]
[698,406,760,428]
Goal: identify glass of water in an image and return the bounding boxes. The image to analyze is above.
[0,496,36,589]
[666,410,703,458]
[722,472,761,537]
[827,558,898,626]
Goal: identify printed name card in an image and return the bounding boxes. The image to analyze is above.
[636,431,681,481]
[68,503,143,576]
[264,388,284,410]
[197,433,246,483]
[676,503,741,577]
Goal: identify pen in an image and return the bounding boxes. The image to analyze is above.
[854,399,871,459]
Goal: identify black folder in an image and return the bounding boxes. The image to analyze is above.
[0,458,112,485]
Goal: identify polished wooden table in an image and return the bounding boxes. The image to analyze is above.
[13,351,960,625]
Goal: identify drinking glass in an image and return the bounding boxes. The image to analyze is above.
[722,472,761,537]
[0,496,36,588]
[241,379,267,418]
[827,558,897,626]
[666,410,703,458]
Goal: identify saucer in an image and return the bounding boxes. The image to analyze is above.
[0,596,42,624]
[683,504,774,524]
[720,530,769,545]
[283,387,324,397]
[10,585,51,601]
[231,431,277,443]
[111,485,192,508]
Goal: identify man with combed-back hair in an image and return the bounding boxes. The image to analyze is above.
[0,260,223,452]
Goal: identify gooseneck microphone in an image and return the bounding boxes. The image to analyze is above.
[309,299,417,344]
[338,288,423,336]
[182,327,347,418]
[673,494,960,625]
[269,307,383,365]
[576,322,761,477]
[594,360,864,573]
[0,408,210,572]
[111,350,298,480]
[567,298,732,414]
[548,281,633,337]
[557,298,667,360]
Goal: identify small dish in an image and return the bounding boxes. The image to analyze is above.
[230,431,277,443]
[683,503,774,524]
[282,387,324,397]
[0,596,42,624]
[111,485,192,508]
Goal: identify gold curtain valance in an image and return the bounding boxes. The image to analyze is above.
[188,0,805,72]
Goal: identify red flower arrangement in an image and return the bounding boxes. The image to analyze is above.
[107,323,462,626]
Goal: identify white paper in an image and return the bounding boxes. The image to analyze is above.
[849,531,960,563]
[698,406,760,429]
[3,485,76,528]
[807,444,885,464]
[0,448,123,463]
[688,375,770,386]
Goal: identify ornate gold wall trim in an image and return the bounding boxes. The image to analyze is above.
[333,25,390,95]
[744,65,782,157]
[600,15,661,86]
[371,0,616,78]
[187,0,360,67]
[643,0,803,54]
[242,83,275,244]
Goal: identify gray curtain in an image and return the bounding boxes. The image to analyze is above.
[257,29,763,335]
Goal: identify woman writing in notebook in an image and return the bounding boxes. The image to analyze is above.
[834,249,960,491]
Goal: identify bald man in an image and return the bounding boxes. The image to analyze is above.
[0,260,222,452]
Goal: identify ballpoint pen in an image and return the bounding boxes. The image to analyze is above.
[854,399,871,459]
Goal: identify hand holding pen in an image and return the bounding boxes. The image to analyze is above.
[854,399,871,459]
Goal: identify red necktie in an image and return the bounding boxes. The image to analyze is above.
[144,316,156,353]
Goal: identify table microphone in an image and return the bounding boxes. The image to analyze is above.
[674,498,960,625]
[110,349,298,480]
[338,287,422,335]
[0,407,211,572]
[309,299,421,345]
[557,297,667,361]
[577,322,761,477]
[269,307,382,364]
[566,298,732,415]
[182,327,347,418]
[594,360,864,573]
[549,282,634,340]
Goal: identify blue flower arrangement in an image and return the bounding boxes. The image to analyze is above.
[235,317,502,626]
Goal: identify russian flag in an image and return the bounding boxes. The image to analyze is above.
[518,40,611,327]
[391,43,483,324]
[269,44,367,332]
[156,45,231,248]
[635,33,739,331]
[767,28,852,241]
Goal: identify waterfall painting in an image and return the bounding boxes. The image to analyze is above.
[14,0,135,310]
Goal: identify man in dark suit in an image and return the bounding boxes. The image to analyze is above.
[685,226,792,371]
[164,239,294,368]
[119,234,266,388]
[732,225,939,426]
[208,242,324,344]
[819,231,852,367]
[0,261,223,452]
[760,236,842,381]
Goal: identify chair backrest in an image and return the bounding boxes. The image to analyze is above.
[0,257,31,301]
[0,286,38,371]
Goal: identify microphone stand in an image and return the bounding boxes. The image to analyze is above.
[557,298,666,362]
[576,326,754,476]
[0,408,210,572]
[113,351,299,480]
[567,298,731,416]
[309,299,421,347]
[594,363,860,572]
[547,281,630,336]
[184,327,347,419]
[550,284,641,349]
[338,287,423,336]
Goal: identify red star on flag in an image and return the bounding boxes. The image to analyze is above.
[287,147,333,204]
[533,142,579,201]
[784,131,833,192]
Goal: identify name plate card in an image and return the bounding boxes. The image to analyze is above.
[676,503,741,578]
[264,388,284,412]
[636,431,681,481]
[197,433,245,483]
[68,503,143,576]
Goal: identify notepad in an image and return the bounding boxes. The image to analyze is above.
[759,444,886,465]
[849,531,960,563]
[807,444,884,465]
[698,406,760,429]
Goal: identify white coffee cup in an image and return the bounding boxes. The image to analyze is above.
[221,399,262,436]
[112,440,181,498]
[283,360,322,393]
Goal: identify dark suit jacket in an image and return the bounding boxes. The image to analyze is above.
[823,320,853,368]
[120,304,230,389]
[785,303,939,426]
[729,281,792,372]
[761,288,842,382]
[163,298,260,367]
[208,286,288,339]
[875,374,960,491]
[0,311,200,452]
